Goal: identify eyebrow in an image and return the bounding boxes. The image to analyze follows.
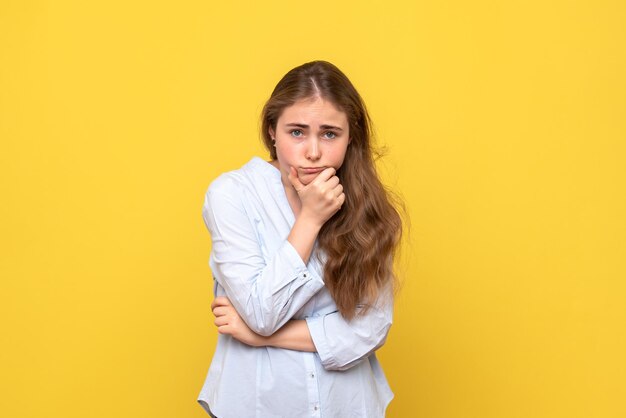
[284,123,344,131]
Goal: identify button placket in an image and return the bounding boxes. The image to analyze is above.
[303,353,321,417]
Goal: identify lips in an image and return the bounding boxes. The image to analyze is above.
[300,167,325,175]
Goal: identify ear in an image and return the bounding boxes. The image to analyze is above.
[269,127,275,140]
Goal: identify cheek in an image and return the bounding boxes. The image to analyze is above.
[329,145,349,167]
[275,143,297,163]
[274,143,301,174]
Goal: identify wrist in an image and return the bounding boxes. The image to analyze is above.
[264,325,286,349]
[296,209,325,230]
[264,333,277,348]
[252,334,270,348]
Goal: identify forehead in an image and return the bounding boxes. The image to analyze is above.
[278,97,348,126]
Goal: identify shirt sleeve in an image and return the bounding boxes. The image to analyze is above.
[202,177,325,337]
[305,286,394,371]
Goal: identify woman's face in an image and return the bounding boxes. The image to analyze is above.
[269,96,350,186]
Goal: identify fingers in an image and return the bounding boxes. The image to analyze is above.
[319,177,343,202]
[311,167,337,184]
[334,183,344,198]
[337,192,346,207]
[212,306,230,317]
[210,297,241,336]
[320,174,340,190]
[214,315,229,327]
[287,166,305,192]
[217,325,231,335]
[211,296,231,310]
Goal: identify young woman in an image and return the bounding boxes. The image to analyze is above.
[197,60,403,417]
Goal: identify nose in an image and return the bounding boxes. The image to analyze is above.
[306,138,321,161]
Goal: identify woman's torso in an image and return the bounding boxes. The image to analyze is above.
[197,156,393,418]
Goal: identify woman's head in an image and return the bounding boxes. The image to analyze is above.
[261,61,374,173]
[268,95,350,186]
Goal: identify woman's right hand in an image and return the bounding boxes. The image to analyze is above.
[287,166,345,227]
[212,296,266,347]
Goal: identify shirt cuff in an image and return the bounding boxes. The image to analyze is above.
[305,315,338,370]
[279,239,325,288]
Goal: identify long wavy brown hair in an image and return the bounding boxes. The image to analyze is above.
[260,60,403,320]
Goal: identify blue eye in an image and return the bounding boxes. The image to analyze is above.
[290,129,303,137]
[323,131,337,139]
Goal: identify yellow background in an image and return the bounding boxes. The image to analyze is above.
[1,1,625,417]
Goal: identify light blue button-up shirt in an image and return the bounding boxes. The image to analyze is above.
[197,156,394,418]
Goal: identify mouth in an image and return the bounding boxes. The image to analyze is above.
[300,167,326,175]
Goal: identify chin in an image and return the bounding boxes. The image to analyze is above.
[298,177,314,186]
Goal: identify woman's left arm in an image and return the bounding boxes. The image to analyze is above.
[304,289,394,371]
[212,290,393,368]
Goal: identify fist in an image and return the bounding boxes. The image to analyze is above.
[287,166,345,226]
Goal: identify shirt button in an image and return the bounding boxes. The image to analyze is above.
[310,372,315,378]
[303,273,307,278]
[314,406,319,411]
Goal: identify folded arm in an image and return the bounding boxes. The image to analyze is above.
[213,286,394,371]
[212,296,316,351]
